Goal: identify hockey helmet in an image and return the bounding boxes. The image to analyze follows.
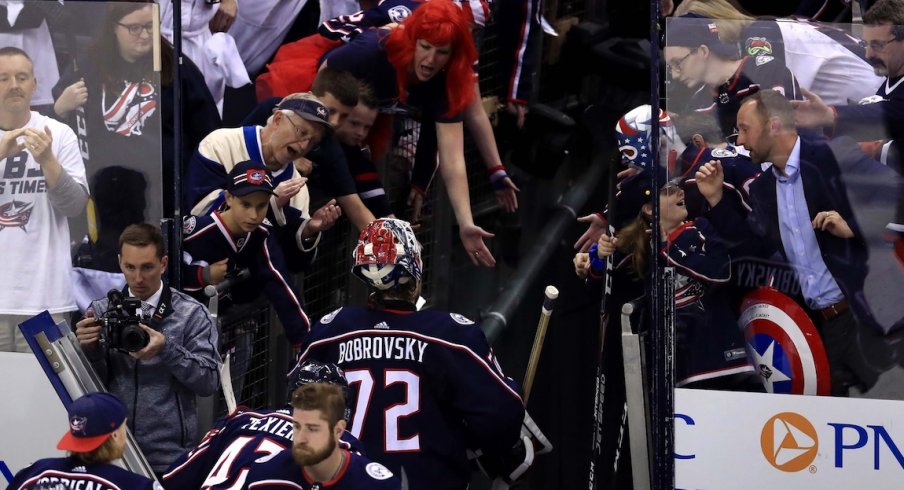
[352,218,423,290]
[615,105,683,169]
[287,359,351,420]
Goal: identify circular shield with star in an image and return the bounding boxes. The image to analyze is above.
[739,288,831,396]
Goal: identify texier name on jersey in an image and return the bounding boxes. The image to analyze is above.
[337,336,428,364]
[239,412,296,439]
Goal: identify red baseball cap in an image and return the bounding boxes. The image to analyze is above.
[57,392,127,452]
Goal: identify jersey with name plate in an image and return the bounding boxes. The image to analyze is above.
[162,407,361,490]
[296,306,525,490]
[9,457,161,490]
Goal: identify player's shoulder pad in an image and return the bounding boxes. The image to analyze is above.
[365,461,395,480]
[450,312,475,325]
[320,307,343,324]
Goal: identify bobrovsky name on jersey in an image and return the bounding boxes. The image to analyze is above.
[676,410,904,473]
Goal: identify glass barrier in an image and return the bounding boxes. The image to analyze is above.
[659,16,904,401]
[0,1,163,349]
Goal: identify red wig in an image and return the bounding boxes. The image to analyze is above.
[385,0,477,118]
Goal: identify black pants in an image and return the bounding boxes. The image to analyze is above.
[815,310,889,396]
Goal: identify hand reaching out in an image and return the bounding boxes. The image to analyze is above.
[274,177,307,208]
[305,199,342,236]
[461,224,496,267]
[494,177,519,213]
[574,213,606,252]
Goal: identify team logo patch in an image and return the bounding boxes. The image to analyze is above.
[755,55,775,66]
[760,412,818,472]
[69,415,88,435]
[710,147,737,158]
[0,200,34,231]
[316,106,328,118]
[320,307,342,324]
[859,95,885,105]
[746,37,773,56]
[388,5,412,23]
[450,313,474,325]
[365,462,394,480]
[246,170,266,185]
[183,216,197,234]
[739,288,831,395]
[235,237,246,249]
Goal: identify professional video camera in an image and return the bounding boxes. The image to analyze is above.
[98,289,149,352]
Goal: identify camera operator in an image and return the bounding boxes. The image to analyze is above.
[75,223,221,479]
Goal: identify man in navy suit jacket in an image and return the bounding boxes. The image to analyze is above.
[696,90,904,396]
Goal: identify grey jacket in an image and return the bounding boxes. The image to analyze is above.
[86,286,221,472]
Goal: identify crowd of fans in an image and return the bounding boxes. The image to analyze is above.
[5,0,904,487]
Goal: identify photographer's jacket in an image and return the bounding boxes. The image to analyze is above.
[86,286,221,473]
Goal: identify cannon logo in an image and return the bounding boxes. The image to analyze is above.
[761,412,819,472]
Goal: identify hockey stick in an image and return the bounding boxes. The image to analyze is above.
[523,286,559,405]
[588,158,618,490]
[206,269,251,413]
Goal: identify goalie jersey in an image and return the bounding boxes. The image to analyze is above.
[295,305,525,490]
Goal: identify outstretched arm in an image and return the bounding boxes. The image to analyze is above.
[464,82,519,213]
[437,121,496,267]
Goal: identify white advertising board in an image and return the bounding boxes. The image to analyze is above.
[676,388,904,489]
[0,353,68,489]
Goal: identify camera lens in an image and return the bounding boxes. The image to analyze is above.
[121,325,150,352]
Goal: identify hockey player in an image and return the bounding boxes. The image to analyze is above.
[181,160,331,346]
[294,218,547,489]
[241,383,400,489]
[9,392,162,490]
[162,360,360,489]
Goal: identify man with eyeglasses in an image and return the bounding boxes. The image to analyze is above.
[185,92,342,266]
[792,0,904,269]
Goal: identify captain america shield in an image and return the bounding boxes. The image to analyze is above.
[739,288,831,396]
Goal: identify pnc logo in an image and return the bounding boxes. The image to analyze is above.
[761,412,819,472]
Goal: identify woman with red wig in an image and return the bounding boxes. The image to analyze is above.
[320,0,498,266]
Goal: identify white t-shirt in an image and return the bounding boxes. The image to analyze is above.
[0,112,88,314]
[777,21,884,106]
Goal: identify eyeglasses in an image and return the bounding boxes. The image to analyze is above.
[117,22,154,37]
[284,114,315,144]
[667,48,698,74]
[858,37,900,52]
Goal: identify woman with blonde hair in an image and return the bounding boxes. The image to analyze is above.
[670,0,883,104]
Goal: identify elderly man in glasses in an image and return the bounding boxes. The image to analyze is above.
[792,0,904,269]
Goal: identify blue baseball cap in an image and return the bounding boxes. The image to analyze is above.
[276,93,332,131]
[57,392,127,452]
[227,160,277,197]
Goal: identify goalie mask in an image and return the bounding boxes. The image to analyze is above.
[615,105,684,170]
[352,218,423,290]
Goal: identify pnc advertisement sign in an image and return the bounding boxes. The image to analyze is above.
[676,389,904,489]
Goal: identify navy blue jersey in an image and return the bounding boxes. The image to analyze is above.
[163,407,362,490]
[244,449,400,489]
[835,75,904,144]
[322,30,463,122]
[319,0,424,42]
[661,219,752,386]
[686,55,801,139]
[182,212,311,344]
[9,457,160,490]
[679,144,759,219]
[296,307,525,490]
